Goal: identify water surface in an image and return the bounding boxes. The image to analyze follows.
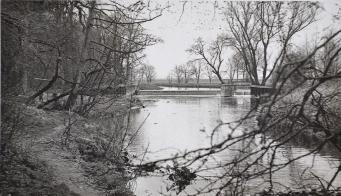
[128,96,341,195]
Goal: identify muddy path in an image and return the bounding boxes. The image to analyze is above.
[20,106,104,196]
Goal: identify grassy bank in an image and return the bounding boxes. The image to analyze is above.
[257,81,341,152]
[0,96,141,196]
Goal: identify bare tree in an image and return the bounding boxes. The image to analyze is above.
[189,60,203,85]
[231,52,247,81]
[134,30,341,196]
[225,61,237,83]
[143,64,156,83]
[204,66,214,84]
[173,65,183,84]
[188,36,227,84]
[319,32,341,76]
[224,1,319,85]
[167,73,174,84]
[181,63,193,84]
[5,0,164,114]
[136,66,146,86]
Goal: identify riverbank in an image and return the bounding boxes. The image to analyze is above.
[258,84,341,142]
[257,82,341,155]
[0,96,142,196]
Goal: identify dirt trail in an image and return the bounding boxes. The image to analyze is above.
[21,107,104,196]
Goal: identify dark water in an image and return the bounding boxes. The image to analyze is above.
[128,95,341,195]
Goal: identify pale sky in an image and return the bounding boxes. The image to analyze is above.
[141,0,341,78]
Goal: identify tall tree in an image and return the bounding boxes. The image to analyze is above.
[188,37,227,84]
[230,52,247,81]
[1,0,163,114]
[225,1,319,85]
[167,73,173,84]
[189,60,203,85]
[204,66,214,84]
[143,64,156,83]
[180,63,193,84]
[173,65,183,84]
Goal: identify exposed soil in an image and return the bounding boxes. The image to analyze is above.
[16,106,103,195]
[1,96,141,196]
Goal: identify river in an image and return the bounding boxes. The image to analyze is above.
[127,95,341,195]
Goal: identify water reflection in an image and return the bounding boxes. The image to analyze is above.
[128,96,341,195]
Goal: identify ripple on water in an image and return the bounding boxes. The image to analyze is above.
[126,96,341,195]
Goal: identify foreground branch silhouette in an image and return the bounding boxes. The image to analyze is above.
[133,27,341,196]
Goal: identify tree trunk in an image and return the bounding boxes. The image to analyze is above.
[26,57,61,104]
[216,73,224,84]
[65,1,95,110]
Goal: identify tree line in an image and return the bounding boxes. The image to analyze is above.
[2,0,162,114]
[167,48,248,85]
[168,1,331,87]
[136,2,341,195]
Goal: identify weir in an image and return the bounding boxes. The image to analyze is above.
[136,81,274,97]
[138,90,220,96]
[221,83,274,97]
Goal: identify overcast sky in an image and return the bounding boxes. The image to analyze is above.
[141,0,341,78]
